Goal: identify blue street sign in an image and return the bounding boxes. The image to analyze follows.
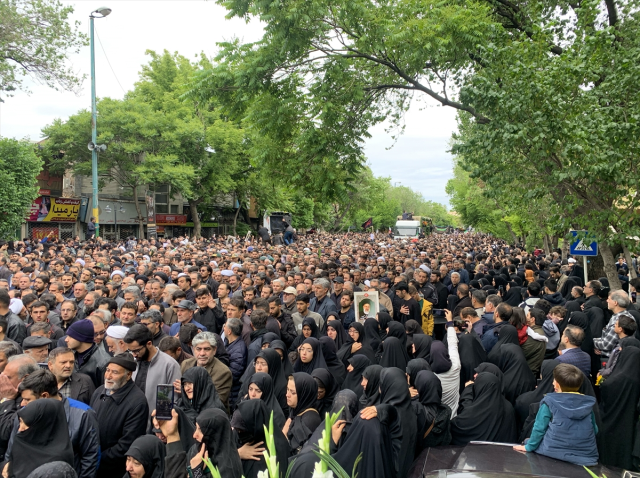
[570,231,598,256]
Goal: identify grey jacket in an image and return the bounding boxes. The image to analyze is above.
[132,349,182,414]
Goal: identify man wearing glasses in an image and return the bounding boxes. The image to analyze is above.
[123,324,181,415]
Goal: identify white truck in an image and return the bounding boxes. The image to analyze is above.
[394,219,421,240]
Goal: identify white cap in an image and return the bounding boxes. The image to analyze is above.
[568,258,577,263]
[110,270,125,279]
[221,270,234,277]
[9,299,23,315]
[419,264,431,274]
[106,325,129,340]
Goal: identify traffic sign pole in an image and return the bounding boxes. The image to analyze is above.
[583,256,588,286]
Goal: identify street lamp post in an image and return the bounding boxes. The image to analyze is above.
[89,6,112,238]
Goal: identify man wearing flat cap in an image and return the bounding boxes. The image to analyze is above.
[22,336,51,363]
[169,300,206,337]
[90,353,149,478]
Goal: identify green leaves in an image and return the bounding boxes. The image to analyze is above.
[0,139,42,238]
[0,0,87,96]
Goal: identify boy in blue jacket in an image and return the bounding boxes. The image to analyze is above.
[514,363,598,466]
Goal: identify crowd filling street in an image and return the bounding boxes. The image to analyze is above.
[0,230,638,478]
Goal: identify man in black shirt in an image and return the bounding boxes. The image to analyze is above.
[395,282,421,325]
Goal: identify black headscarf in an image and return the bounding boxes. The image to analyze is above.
[290,317,320,351]
[360,364,383,407]
[341,355,371,397]
[487,324,519,365]
[287,373,322,455]
[291,416,396,478]
[376,312,392,340]
[474,362,505,393]
[458,332,488,391]
[258,348,289,412]
[293,337,327,374]
[327,320,348,350]
[379,336,409,370]
[125,436,165,478]
[192,409,243,478]
[231,400,290,478]
[178,366,226,423]
[413,369,452,452]
[363,318,381,351]
[319,336,347,386]
[406,358,431,388]
[502,284,523,307]
[405,320,424,336]
[515,359,558,427]
[299,389,361,455]
[333,416,396,478]
[415,370,443,423]
[450,373,517,445]
[25,462,77,478]
[598,346,640,469]
[565,311,596,357]
[11,399,74,478]
[413,334,433,361]
[429,341,452,374]
[497,343,536,404]
[311,368,339,418]
[378,367,417,478]
[269,340,294,377]
[337,323,376,365]
[248,372,286,430]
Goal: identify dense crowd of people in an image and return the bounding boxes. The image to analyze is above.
[0,230,638,478]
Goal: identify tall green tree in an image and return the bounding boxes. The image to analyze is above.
[134,50,249,238]
[0,138,42,238]
[41,96,194,237]
[0,0,87,96]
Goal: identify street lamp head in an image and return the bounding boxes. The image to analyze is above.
[92,6,112,17]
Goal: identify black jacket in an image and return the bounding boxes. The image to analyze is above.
[0,397,20,461]
[68,372,96,405]
[194,305,224,335]
[91,380,149,478]
[77,343,110,388]
[274,312,297,348]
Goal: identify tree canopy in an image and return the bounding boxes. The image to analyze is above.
[0,138,42,238]
[0,0,87,96]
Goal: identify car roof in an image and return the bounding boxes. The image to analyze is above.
[410,443,620,478]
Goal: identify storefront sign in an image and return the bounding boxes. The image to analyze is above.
[156,214,187,225]
[27,197,81,222]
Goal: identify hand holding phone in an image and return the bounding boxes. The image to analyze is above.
[156,384,174,420]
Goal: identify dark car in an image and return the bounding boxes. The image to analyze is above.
[409,443,621,478]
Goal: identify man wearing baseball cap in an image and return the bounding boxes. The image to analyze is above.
[64,319,110,388]
[169,300,207,337]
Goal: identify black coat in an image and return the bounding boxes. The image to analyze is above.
[68,372,96,405]
[90,379,149,478]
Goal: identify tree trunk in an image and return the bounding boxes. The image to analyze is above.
[599,242,623,290]
[561,234,569,261]
[622,244,637,279]
[232,205,240,236]
[132,185,144,239]
[543,234,550,254]
[505,222,518,245]
[189,200,202,239]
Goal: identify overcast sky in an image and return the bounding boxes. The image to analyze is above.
[1,0,457,205]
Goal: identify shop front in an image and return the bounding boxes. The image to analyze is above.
[26,196,81,241]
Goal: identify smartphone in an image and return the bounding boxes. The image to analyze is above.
[156,384,174,420]
[632,291,637,303]
[433,309,446,318]
[499,285,504,295]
